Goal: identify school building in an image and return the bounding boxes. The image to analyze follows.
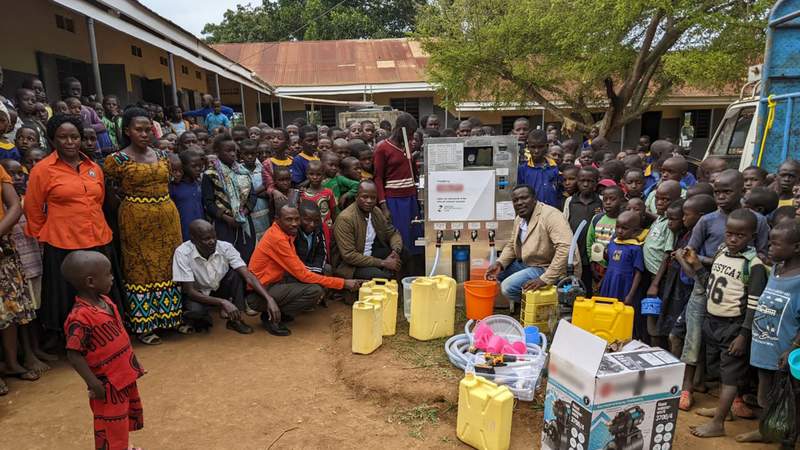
[214,38,740,156]
[0,0,274,126]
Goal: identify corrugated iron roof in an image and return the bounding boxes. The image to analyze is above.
[213,38,428,87]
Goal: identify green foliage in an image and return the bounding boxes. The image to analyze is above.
[416,0,770,135]
[202,0,424,43]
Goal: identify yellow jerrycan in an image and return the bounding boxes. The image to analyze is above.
[358,278,398,336]
[409,275,456,341]
[457,372,514,450]
[571,296,634,342]
[351,295,383,354]
[519,285,558,333]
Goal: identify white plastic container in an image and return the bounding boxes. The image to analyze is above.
[401,276,418,322]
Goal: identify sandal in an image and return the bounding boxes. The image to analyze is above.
[6,370,40,381]
[137,333,162,346]
[679,390,693,411]
[732,396,756,419]
[176,324,195,335]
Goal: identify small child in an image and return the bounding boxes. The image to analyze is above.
[548,145,564,166]
[742,166,767,195]
[775,160,799,208]
[318,137,333,154]
[53,100,69,115]
[687,208,767,439]
[240,140,270,241]
[333,138,351,161]
[168,149,205,241]
[564,167,602,296]
[737,220,800,444]
[771,205,796,227]
[646,199,689,351]
[338,156,364,210]
[743,186,779,218]
[288,135,302,157]
[645,157,688,214]
[625,197,655,229]
[248,126,262,141]
[289,125,320,185]
[63,251,145,450]
[586,185,625,286]
[269,129,293,171]
[295,201,329,278]
[599,210,645,306]
[321,152,358,207]
[623,169,645,200]
[518,129,561,208]
[350,142,373,180]
[270,167,297,221]
[599,160,625,187]
[300,160,336,256]
[563,152,576,166]
[577,148,595,168]
[81,127,99,159]
[257,142,272,164]
[14,125,40,157]
[559,165,579,209]
[0,108,20,161]
[22,148,45,173]
[686,182,714,198]
[204,100,231,131]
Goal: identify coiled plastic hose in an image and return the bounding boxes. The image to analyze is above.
[444,320,547,370]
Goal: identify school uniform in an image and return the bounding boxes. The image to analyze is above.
[564,192,602,296]
[599,235,645,301]
[517,158,562,208]
[289,152,319,185]
[64,295,145,450]
[169,179,204,242]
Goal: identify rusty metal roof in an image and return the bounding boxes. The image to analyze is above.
[212,38,429,87]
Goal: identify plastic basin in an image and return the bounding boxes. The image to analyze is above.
[790,348,800,380]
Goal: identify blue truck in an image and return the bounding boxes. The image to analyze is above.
[702,0,800,172]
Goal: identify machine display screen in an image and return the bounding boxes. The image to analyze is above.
[464,146,494,167]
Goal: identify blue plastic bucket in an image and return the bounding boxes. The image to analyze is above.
[789,348,800,380]
[524,325,541,345]
[641,297,662,316]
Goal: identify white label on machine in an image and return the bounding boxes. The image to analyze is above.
[495,201,516,220]
[495,167,509,176]
[450,222,464,230]
[428,170,495,221]
[486,222,499,230]
[468,222,481,230]
[433,222,447,230]
[427,143,464,171]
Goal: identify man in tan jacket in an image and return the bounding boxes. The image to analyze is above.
[486,184,578,304]
[333,181,404,279]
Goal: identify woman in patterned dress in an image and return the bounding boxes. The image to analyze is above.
[104,108,182,345]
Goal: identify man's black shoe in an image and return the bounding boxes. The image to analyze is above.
[226,320,254,334]
[262,320,291,336]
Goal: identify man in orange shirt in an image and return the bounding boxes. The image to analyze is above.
[248,204,361,336]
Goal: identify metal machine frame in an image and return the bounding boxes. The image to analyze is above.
[418,136,519,285]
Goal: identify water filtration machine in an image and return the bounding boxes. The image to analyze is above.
[418,136,519,285]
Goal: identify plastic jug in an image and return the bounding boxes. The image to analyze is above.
[519,286,558,333]
[457,372,513,450]
[351,296,383,354]
[571,296,634,342]
[358,278,398,336]
[409,275,457,341]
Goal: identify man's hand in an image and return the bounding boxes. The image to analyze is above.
[343,279,362,292]
[380,203,391,219]
[522,277,547,292]
[220,299,242,322]
[485,262,503,281]
[222,214,239,228]
[728,335,748,357]
[381,252,401,272]
[88,379,106,401]
[264,296,281,324]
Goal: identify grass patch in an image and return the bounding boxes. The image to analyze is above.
[384,313,461,381]
[392,404,441,440]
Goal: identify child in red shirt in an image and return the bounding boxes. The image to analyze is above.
[300,160,336,257]
[63,251,145,450]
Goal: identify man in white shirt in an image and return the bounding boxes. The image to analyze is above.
[173,219,281,334]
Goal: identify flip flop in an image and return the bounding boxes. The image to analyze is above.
[679,390,692,411]
[176,324,195,335]
[137,333,162,346]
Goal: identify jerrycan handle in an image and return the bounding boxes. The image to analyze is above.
[593,296,620,304]
[372,278,389,285]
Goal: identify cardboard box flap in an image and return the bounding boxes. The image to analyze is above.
[597,349,682,376]
[551,320,607,376]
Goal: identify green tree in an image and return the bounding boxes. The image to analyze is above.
[202,0,423,43]
[416,0,770,137]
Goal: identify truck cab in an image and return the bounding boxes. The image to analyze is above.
[703,82,760,171]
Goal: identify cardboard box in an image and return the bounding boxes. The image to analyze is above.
[541,321,685,450]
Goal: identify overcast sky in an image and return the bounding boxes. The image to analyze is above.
[140,0,257,38]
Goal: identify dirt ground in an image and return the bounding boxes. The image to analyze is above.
[0,302,780,449]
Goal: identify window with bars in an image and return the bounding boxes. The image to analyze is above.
[305,104,336,126]
[389,98,420,121]
[55,15,75,33]
[688,109,712,139]
[131,45,142,58]
[160,56,168,66]
[181,65,189,75]
[195,71,202,80]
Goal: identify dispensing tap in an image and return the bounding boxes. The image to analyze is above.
[488,230,496,246]
[435,230,444,246]
[453,230,461,242]
[470,230,478,242]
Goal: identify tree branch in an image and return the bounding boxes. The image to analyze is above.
[496,68,585,130]
[620,10,664,100]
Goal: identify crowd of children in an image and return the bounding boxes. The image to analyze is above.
[3,72,800,447]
